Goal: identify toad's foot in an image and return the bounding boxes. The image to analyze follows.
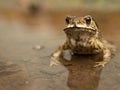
[94,61,108,67]
[50,57,60,66]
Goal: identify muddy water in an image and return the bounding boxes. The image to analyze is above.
[0,10,120,90]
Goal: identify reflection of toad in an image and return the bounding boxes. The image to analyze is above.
[51,15,115,67]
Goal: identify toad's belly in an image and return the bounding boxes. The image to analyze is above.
[71,46,102,54]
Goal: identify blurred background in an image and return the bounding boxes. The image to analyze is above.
[0,0,119,39]
[0,0,119,33]
[0,0,120,90]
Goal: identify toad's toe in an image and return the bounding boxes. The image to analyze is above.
[94,61,108,67]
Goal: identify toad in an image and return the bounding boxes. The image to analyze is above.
[50,15,115,67]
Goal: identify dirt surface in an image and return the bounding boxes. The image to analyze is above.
[0,9,120,90]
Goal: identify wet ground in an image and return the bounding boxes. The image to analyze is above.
[0,9,120,90]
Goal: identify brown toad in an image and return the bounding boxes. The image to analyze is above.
[50,15,115,67]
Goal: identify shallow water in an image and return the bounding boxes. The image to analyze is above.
[0,9,120,90]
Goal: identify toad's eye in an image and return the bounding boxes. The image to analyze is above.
[65,16,71,24]
[85,17,91,25]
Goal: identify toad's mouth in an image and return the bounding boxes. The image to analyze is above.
[64,24,96,31]
[64,27,96,33]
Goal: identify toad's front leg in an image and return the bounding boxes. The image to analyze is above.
[50,46,63,66]
[94,47,111,67]
[50,43,72,66]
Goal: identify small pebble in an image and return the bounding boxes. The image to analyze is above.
[63,50,72,61]
[25,81,29,84]
[33,45,44,50]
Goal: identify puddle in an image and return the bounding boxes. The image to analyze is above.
[0,9,120,90]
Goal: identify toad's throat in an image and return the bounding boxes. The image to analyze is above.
[70,37,93,48]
